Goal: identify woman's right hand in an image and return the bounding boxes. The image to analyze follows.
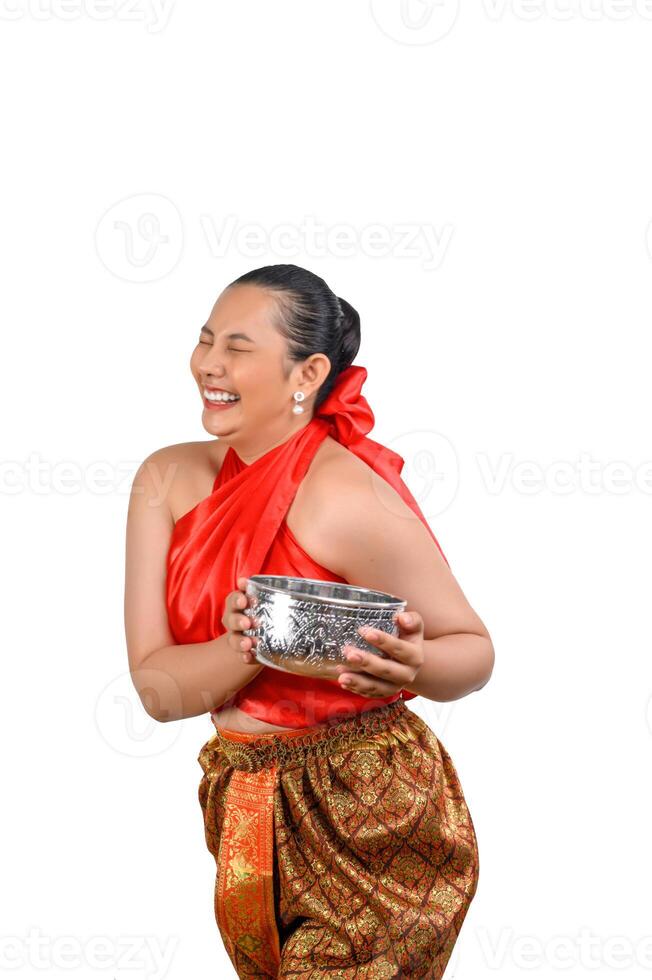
[222,576,259,665]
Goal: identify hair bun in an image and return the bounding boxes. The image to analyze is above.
[335,296,361,372]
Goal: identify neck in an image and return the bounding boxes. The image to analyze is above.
[223,415,315,466]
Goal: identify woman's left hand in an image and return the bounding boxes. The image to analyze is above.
[335,609,425,698]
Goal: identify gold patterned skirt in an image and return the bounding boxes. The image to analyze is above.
[197,698,479,978]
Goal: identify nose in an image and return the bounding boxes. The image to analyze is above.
[197,349,227,380]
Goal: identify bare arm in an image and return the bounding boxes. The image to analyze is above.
[308,462,495,703]
[124,448,262,722]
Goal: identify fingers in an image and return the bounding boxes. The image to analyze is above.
[231,608,252,634]
[395,609,424,637]
[356,616,423,668]
[336,646,410,687]
[335,653,401,698]
[221,581,257,658]
[332,610,425,696]
[222,591,249,628]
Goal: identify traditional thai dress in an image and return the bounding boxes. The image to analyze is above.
[166,365,480,978]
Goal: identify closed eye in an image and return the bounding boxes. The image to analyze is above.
[196,336,249,351]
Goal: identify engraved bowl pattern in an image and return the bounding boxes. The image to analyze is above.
[242,575,407,680]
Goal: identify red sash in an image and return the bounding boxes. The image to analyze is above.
[166,365,448,726]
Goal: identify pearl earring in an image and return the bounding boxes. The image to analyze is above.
[292,391,305,414]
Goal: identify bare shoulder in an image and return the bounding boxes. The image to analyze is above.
[304,434,416,519]
[294,435,489,642]
[131,439,227,524]
[291,434,366,517]
[288,434,422,572]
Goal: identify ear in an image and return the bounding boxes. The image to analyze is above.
[294,353,332,395]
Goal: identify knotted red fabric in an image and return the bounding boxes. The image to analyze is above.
[166,364,449,728]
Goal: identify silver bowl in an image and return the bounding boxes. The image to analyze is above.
[242,575,407,680]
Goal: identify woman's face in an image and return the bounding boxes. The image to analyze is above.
[190,284,329,457]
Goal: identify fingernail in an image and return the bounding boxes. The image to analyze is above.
[402,614,412,625]
[363,629,378,641]
[346,651,361,662]
[339,675,351,686]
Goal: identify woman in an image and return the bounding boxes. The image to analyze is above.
[124,264,494,978]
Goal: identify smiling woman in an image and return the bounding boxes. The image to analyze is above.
[124,263,492,977]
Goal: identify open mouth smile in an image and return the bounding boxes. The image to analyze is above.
[203,386,241,410]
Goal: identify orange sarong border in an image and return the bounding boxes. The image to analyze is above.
[215,764,281,976]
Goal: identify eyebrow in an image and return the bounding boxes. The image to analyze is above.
[200,325,256,343]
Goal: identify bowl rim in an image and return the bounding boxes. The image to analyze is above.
[245,574,406,610]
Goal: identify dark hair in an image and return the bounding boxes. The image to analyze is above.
[227,263,361,409]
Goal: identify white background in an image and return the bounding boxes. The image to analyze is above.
[2,2,651,978]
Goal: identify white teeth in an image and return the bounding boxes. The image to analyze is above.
[204,389,240,402]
